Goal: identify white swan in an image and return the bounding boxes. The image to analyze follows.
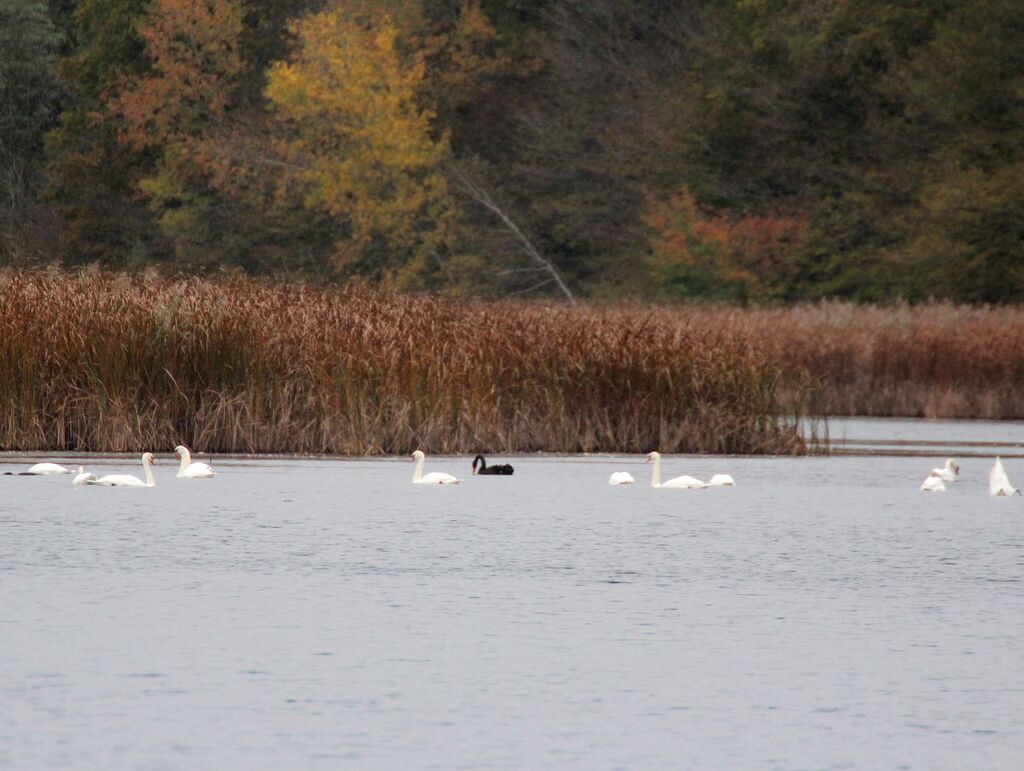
[646,452,706,489]
[989,457,1020,496]
[17,462,72,475]
[930,458,959,483]
[72,466,96,486]
[609,471,635,485]
[707,474,736,487]
[412,450,461,485]
[175,445,215,478]
[93,453,157,488]
[920,473,946,492]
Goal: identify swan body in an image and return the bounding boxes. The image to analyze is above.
[175,445,215,478]
[13,462,72,475]
[920,473,946,492]
[412,450,461,485]
[989,457,1020,496]
[646,452,706,489]
[472,455,514,475]
[93,453,157,488]
[707,474,736,487]
[661,475,707,489]
[609,471,635,485]
[72,466,96,486]
[930,458,960,483]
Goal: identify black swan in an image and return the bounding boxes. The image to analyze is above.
[472,455,514,475]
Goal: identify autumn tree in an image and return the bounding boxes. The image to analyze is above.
[102,0,242,267]
[265,4,453,284]
[642,188,807,302]
[100,0,332,274]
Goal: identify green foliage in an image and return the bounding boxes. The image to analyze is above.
[888,0,1024,301]
[668,0,1024,302]
[43,0,155,266]
[0,1,60,162]
[0,0,61,254]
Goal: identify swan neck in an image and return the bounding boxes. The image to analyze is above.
[651,455,661,487]
[178,448,191,474]
[413,454,424,482]
[143,456,156,487]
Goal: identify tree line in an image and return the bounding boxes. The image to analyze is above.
[2,0,1022,302]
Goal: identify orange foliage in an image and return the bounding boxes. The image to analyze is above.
[723,214,807,279]
[101,0,276,257]
[643,188,805,297]
[108,0,244,154]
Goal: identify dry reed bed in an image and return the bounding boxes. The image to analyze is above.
[0,271,806,454]
[681,303,1024,419]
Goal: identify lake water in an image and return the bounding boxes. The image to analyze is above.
[3,425,1023,768]
[820,417,1024,457]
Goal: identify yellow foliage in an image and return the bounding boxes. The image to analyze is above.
[265,9,453,280]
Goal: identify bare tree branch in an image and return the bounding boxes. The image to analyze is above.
[449,164,576,305]
[506,277,556,297]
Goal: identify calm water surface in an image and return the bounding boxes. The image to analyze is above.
[822,417,1024,457]
[2,443,1023,768]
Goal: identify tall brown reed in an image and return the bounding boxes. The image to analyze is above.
[676,302,1024,419]
[0,270,808,454]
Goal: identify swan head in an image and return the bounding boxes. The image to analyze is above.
[412,450,425,461]
[174,445,187,457]
[142,452,156,465]
[645,451,660,463]
[946,458,960,475]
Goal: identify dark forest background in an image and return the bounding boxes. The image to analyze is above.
[2,0,1022,303]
